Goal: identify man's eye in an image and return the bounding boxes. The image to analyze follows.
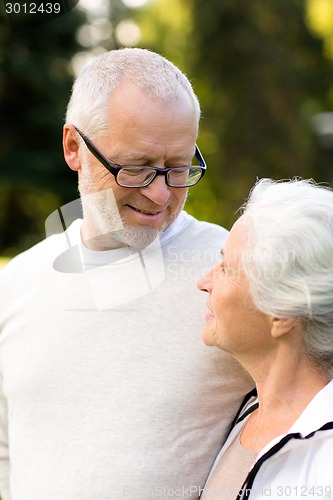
[122,167,146,176]
[171,168,188,176]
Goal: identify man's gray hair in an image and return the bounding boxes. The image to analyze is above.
[66,47,200,138]
[240,178,333,377]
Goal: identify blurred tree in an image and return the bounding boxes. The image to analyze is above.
[132,0,193,69]
[307,0,333,58]
[131,0,333,228]
[187,0,333,228]
[0,4,86,254]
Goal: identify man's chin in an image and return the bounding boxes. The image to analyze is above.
[111,225,161,249]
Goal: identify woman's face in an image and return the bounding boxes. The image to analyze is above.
[198,219,272,357]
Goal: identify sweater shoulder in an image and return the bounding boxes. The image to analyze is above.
[174,214,228,246]
[0,232,63,286]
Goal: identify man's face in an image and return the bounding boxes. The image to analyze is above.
[77,80,198,249]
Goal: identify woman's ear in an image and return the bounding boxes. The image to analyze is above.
[63,124,81,172]
[271,317,298,338]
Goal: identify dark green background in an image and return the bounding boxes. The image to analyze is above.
[0,0,332,257]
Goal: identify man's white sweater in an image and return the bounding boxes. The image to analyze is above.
[0,211,253,500]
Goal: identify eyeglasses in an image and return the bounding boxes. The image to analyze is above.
[74,126,206,188]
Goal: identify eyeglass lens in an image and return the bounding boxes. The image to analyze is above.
[117,166,203,187]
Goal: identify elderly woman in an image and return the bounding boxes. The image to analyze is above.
[198,178,333,500]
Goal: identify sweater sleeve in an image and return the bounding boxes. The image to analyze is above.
[0,371,11,500]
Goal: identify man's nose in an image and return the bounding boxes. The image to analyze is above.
[139,174,171,205]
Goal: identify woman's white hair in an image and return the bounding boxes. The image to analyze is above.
[240,178,333,377]
[66,47,200,138]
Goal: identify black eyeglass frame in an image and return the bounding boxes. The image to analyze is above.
[74,126,206,188]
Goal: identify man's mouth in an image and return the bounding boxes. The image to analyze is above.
[128,205,161,216]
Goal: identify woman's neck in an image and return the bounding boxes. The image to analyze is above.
[237,348,328,452]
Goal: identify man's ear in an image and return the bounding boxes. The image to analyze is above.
[271,317,298,338]
[63,124,81,172]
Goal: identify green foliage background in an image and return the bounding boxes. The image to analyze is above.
[1,0,333,258]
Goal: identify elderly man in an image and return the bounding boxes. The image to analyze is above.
[0,48,252,500]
